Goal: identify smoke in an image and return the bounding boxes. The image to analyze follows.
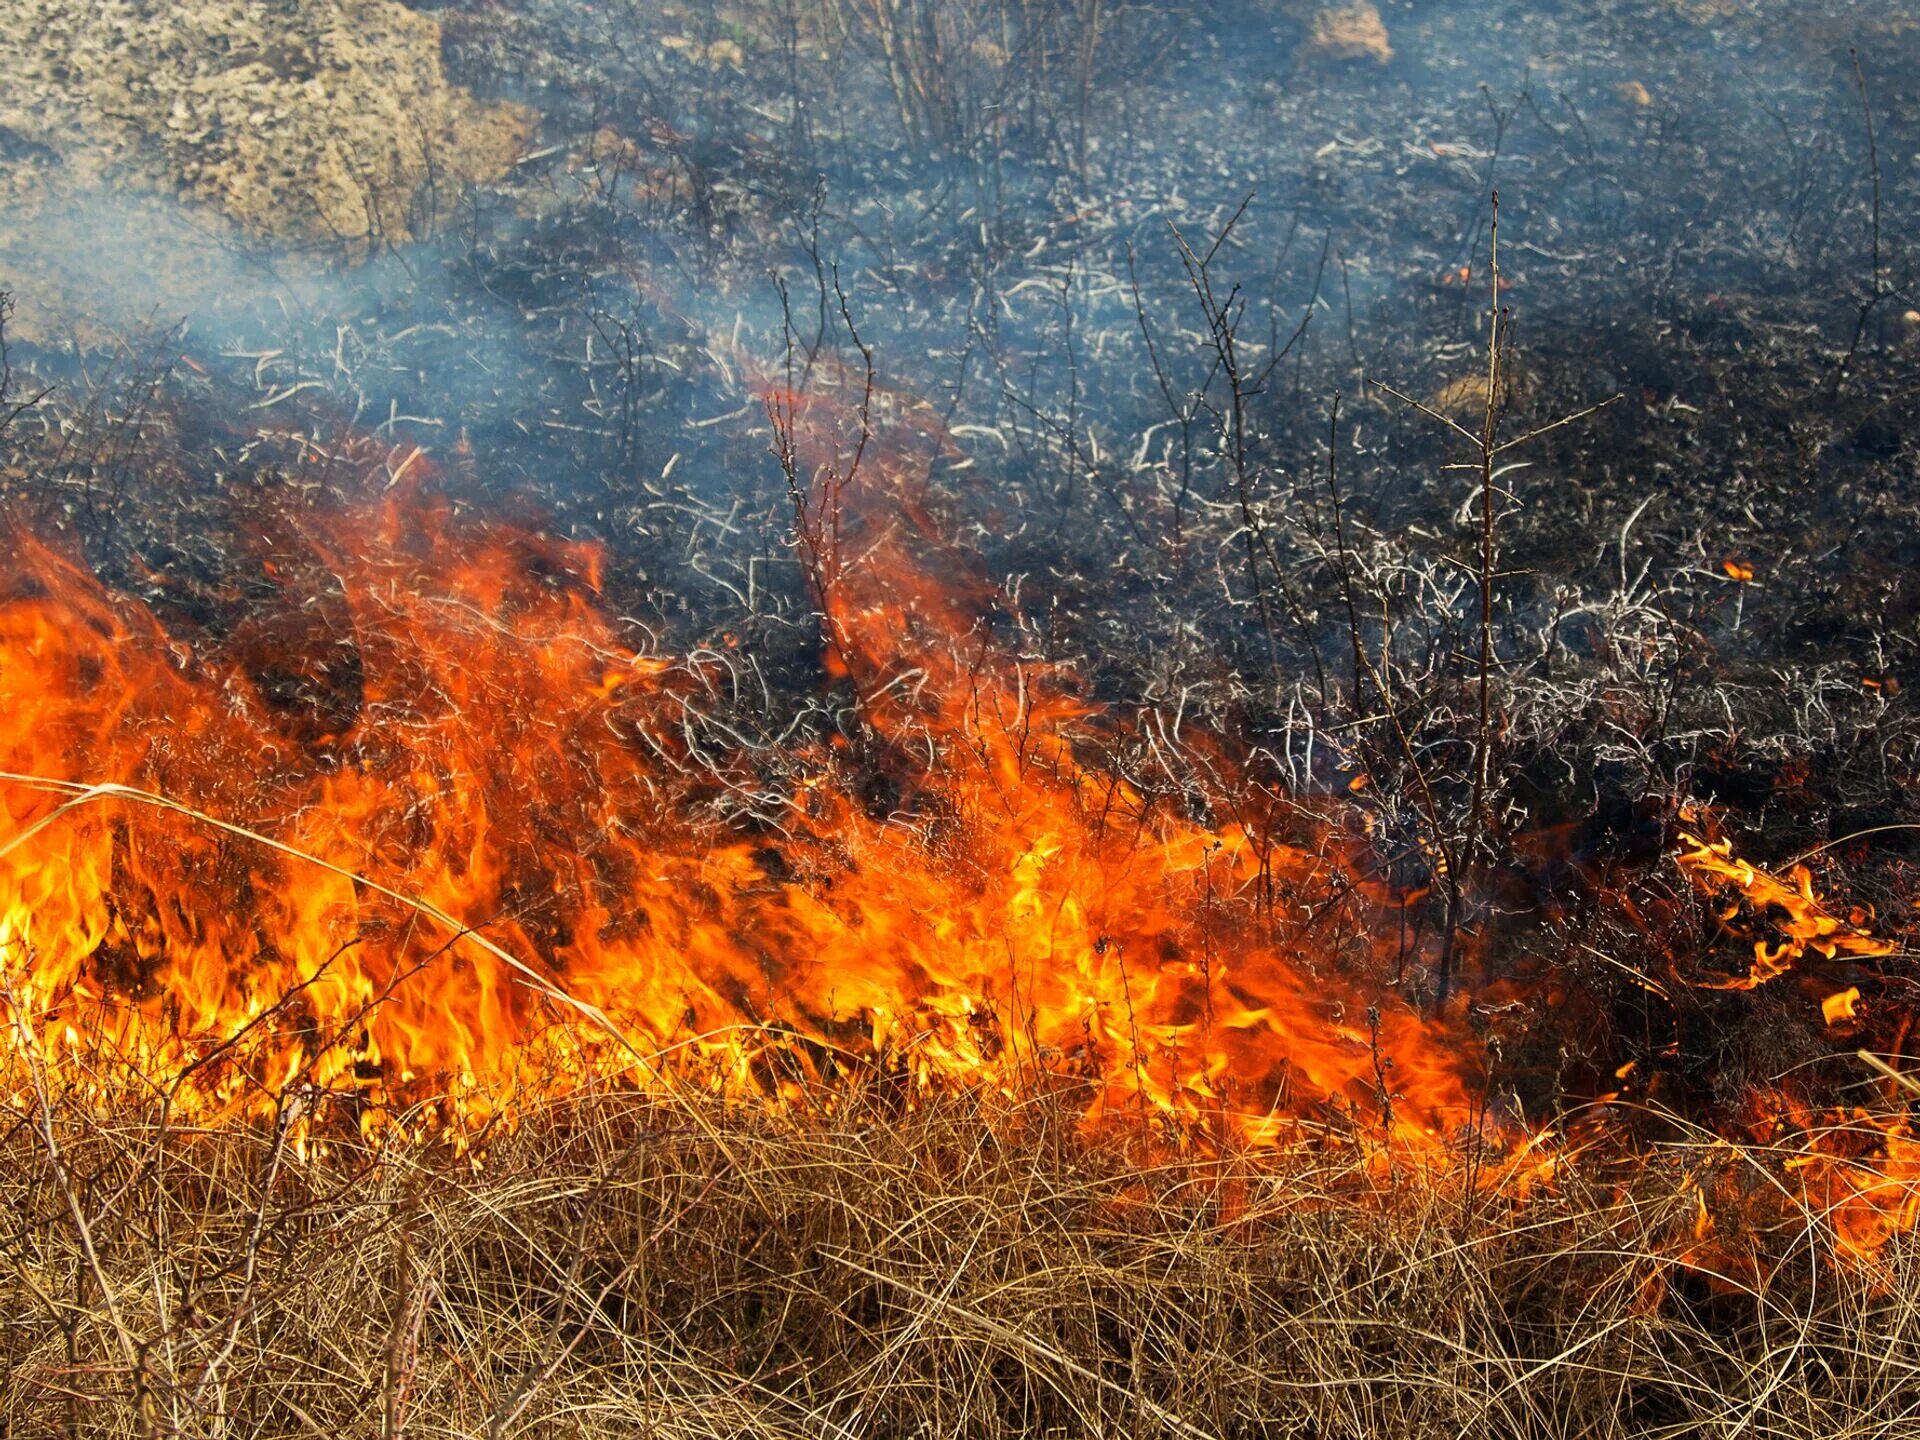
[0,0,1904,678]
[5,0,1885,428]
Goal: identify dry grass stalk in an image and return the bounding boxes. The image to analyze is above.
[2,1061,1917,1439]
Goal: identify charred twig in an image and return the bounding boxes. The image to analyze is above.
[1367,193,1617,1011]
[769,265,876,712]
[1833,48,1892,397]
[0,294,51,442]
[1170,204,1329,702]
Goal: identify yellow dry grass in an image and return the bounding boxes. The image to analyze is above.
[2,1061,1917,1439]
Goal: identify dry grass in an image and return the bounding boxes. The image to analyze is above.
[3,1066,1918,1440]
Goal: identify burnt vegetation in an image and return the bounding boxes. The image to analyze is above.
[4,0,1920,1435]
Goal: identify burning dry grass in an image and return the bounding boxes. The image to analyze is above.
[3,1074,1918,1439]
[0,0,1917,1427]
[4,332,1919,1434]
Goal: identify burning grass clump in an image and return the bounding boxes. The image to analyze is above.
[2,1074,1918,1439]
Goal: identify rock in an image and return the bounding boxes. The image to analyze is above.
[1430,373,1491,419]
[1301,4,1393,65]
[0,0,534,254]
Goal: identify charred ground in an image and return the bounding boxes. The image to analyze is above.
[8,0,1919,1111]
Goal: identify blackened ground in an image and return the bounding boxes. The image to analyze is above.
[6,0,1920,1120]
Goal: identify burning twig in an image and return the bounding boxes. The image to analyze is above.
[1673,829,1895,993]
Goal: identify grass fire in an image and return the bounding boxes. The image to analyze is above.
[3,1,1920,1435]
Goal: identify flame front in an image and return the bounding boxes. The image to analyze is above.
[0,443,1477,1144]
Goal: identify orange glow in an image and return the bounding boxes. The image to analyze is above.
[1670,831,1917,1260]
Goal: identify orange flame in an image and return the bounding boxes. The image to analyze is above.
[1670,831,1918,1261]
[0,431,1480,1148]
[1673,830,1894,991]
